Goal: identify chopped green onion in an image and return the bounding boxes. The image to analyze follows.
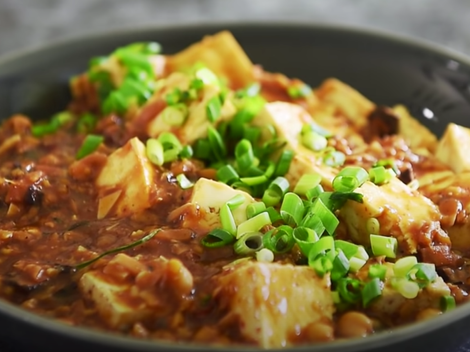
[309,197,339,236]
[190,78,204,90]
[301,131,328,152]
[165,88,182,105]
[195,67,219,86]
[161,104,188,126]
[158,131,182,150]
[300,212,326,237]
[263,225,295,254]
[310,255,334,277]
[374,159,399,174]
[235,139,255,171]
[206,95,222,123]
[265,206,282,223]
[369,264,388,280]
[146,138,164,166]
[216,164,239,184]
[308,236,335,262]
[114,51,153,76]
[256,248,274,262]
[179,145,193,159]
[294,174,322,196]
[231,181,252,194]
[32,111,73,137]
[77,112,97,133]
[280,192,305,226]
[331,291,341,304]
[236,212,271,239]
[440,295,456,312]
[262,176,290,207]
[207,126,227,161]
[220,203,237,235]
[226,194,246,210]
[334,240,359,259]
[337,278,362,304]
[323,150,346,167]
[355,245,369,261]
[394,256,418,277]
[240,175,268,186]
[193,139,212,160]
[201,228,235,248]
[349,257,367,273]
[246,202,267,219]
[243,126,262,146]
[301,121,333,138]
[234,232,264,256]
[102,91,128,115]
[287,83,312,99]
[262,188,282,207]
[235,82,261,98]
[407,263,437,287]
[293,226,319,257]
[369,166,395,185]
[176,173,194,190]
[362,278,383,307]
[331,249,350,281]
[393,278,420,299]
[76,134,104,160]
[366,218,381,235]
[370,234,397,258]
[332,166,369,193]
[274,150,294,177]
[119,41,161,55]
[306,184,324,201]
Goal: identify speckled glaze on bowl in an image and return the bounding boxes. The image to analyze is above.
[0,22,470,352]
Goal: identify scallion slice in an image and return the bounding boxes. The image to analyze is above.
[256,248,274,262]
[293,226,319,257]
[310,255,334,277]
[369,166,395,185]
[349,257,367,273]
[332,166,369,193]
[76,134,104,160]
[263,225,295,254]
[236,212,271,239]
[179,145,193,159]
[220,203,237,235]
[234,232,264,256]
[362,278,383,307]
[306,184,324,201]
[337,278,362,304]
[216,164,239,184]
[308,236,335,263]
[300,212,326,237]
[226,194,246,210]
[207,126,227,161]
[195,67,219,86]
[161,104,188,126]
[206,95,222,123]
[265,206,282,223]
[287,83,312,99]
[407,263,437,287]
[331,249,350,281]
[201,228,235,248]
[246,202,267,219]
[368,264,387,280]
[394,256,418,277]
[294,174,322,196]
[323,150,346,167]
[193,139,212,160]
[393,278,420,299]
[440,295,456,312]
[370,234,397,258]
[280,192,305,226]
[235,139,255,171]
[309,197,339,236]
[334,240,359,259]
[146,138,164,166]
[301,131,328,152]
[176,174,194,190]
[274,150,294,177]
[366,217,381,235]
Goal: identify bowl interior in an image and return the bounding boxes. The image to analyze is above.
[0,23,470,352]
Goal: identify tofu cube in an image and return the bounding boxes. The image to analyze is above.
[339,178,445,255]
[213,261,334,348]
[435,123,470,174]
[96,137,157,218]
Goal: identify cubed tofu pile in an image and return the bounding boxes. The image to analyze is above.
[213,261,334,348]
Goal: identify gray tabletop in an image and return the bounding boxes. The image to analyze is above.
[1,0,470,57]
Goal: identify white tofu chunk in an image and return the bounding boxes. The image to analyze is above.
[177,178,254,232]
[167,31,255,89]
[253,102,338,189]
[315,78,375,130]
[96,137,157,218]
[339,178,447,255]
[435,123,470,174]
[213,261,334,348]
[393,104,438,153]
[80,271,150,329]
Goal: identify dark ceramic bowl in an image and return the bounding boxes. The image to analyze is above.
[1,23,470,352]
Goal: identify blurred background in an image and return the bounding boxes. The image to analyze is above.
[0,0,470,57]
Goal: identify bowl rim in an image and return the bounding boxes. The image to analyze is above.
[1,21,470,352]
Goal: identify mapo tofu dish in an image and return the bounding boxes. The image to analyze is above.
[0,31,470,348]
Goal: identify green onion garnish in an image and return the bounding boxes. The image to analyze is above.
[293,226,319,257]
[349,257,367,273]
[337,278,362,304]
[195,67,219,86]
[236,212,271,239]
[146,138,164,166]
[76,134,104,160]
[280,192,305,227]
[331,249,350,281]
[306,184,324,201]
[77,112,97,134]
[440,295,456,312]
[393,278,420,299]
[301,131,328,152]
[201,228,235,248]
[369,166,395,185]
[362,278,383,307]
[216,164,239,184]
[293,174,322,196]
[407,263,437,287]
[220,203,237,235]
[274,150,294,177]
[370,234,397,258]
[207,126,227,161]
[256,248,274,262]
[323,150,346,167]
[265,206,282,223]
[161,104,188,126]
[394,256,418,277]
[310,255,334,277]
[246,202,267,219]
[206,95,222,123]
[366,217,381,235]
[193,139,212,160]
[234,232,264,256]
[235,139,255,171]
[334,240,359,259]
[368,264,387,280]
[263,225,295,254]
[309,197,339,235]
[287,83,312,99]
[179,145,193,159]
[332,166,369,193]
[176,173,194,190]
